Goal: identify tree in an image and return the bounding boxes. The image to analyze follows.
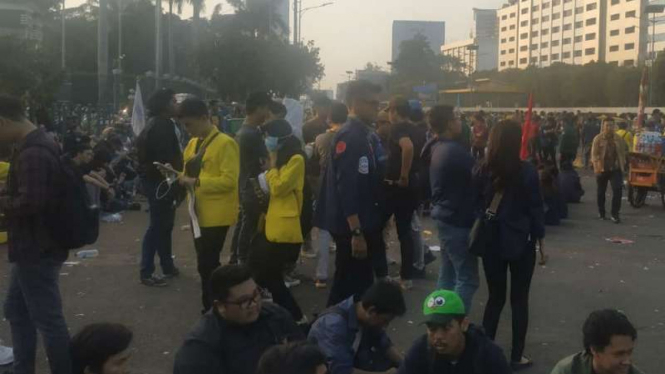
[194,6,323,100]
[0,36,63,108]
[390,35,465,97]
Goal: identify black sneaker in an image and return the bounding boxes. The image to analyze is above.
[424,247,437,265]
[611,216,621,224]
[598,213,607,220]
[141,276,168,287]
[412,266,427,279]
[163,268,180,279]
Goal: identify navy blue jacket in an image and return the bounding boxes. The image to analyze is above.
[428,138,476,228]
[398,326,512,374]
[474,162,545,260]
[314,117,386,235]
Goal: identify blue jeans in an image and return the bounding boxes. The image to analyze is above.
[411,211,425,270]
[315,229,332,281]
[436,221,479,313]
[140,179,177,279]
[4,258,71,374]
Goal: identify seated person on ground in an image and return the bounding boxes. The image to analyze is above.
[173,265,304,374]
[308,281,406,374]
[551,309,644,374]
[257,341,328,374]
[71,323,133,374]
[398,290,511,374]
[558,160,585,204]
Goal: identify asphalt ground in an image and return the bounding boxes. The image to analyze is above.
[1,170,664,374]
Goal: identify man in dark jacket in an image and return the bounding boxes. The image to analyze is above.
[173,265,303,374]
[137,88,183,287]
[426,105,479,313]
[398,290,511,374]
[0,95,73,374]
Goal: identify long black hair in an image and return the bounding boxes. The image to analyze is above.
[277,136,305,169]
[483,120,523,191]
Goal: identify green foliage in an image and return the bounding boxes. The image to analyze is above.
[473,61,644,107]
[390,35,466,97]
[3,0,323,106]
[194,6,324,101]
[0,37,63,107]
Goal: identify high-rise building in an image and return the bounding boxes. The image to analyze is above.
[392,20,446,61]
[0,0,42,43]
[497,0,648,71]
[246,0,290,38]
[441,8,499,75]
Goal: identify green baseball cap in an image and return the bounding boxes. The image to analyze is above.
[422,290,466,325]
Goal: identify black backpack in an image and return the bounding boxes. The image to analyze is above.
[51,156,100,250]
[29,145,100,250]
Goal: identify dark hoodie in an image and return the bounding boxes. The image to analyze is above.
[173,303,304,374]
[398,325,512,374]
[1,129,65,264]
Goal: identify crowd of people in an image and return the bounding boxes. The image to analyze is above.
[0,79,653,374]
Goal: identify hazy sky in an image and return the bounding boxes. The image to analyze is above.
[68,0,503,91]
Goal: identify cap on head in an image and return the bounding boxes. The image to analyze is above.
[423,290,466,325]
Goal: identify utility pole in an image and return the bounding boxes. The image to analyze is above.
[293,0,299,45]
[155,0,163,89]
[98,0,109,105]
[61,0,65,70]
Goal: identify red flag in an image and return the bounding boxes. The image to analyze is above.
[636,66,648,130]
[520,93,534,160]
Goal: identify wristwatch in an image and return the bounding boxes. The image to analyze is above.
[351,227,363,237]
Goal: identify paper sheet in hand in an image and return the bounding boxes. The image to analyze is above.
[187,187,202,239]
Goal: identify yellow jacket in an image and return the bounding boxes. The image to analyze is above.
[616,129,634,150]
[265,154,305,244]
[183,127,240,227]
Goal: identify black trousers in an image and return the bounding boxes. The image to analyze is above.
[194,226,230,313]
[482,247,536,363]
[472,146,485,160]
[596,169,623,218]
[328,230,385,307]
[230,198,261,264]
[384,188,416,280]
[251,239,304,321]
[541,146,556,163]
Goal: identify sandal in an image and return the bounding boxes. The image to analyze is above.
[511,356,533,372]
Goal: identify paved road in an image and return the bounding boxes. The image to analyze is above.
[1,171,664,374]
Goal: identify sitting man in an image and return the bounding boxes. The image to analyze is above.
[399,290,511,374]
[173,265,304,374]
[308,281,406,374]
[551,309,644,374]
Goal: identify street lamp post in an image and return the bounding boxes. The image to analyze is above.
[298,2,334,45]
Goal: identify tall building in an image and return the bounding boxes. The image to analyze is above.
[0,0,42,43]
[646,1,665,59]
[498,0,648,71]
[246,0,290,38]
[441,8,499,75]
[392,20,446,61]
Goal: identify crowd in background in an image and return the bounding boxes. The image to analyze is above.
[0,83,654,374]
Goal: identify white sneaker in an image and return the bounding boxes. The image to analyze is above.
[0,345,14,366]
[284,275,301,288]
[300,250,317,259]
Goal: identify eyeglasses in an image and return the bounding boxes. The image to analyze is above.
[223,288,262,310]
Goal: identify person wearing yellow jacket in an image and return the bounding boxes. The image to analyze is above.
[176,98,240,313]
[251,119,306,324]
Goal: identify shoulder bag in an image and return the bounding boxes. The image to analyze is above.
[468,191,504,257]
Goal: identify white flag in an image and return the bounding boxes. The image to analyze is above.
[131,81,146,136]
